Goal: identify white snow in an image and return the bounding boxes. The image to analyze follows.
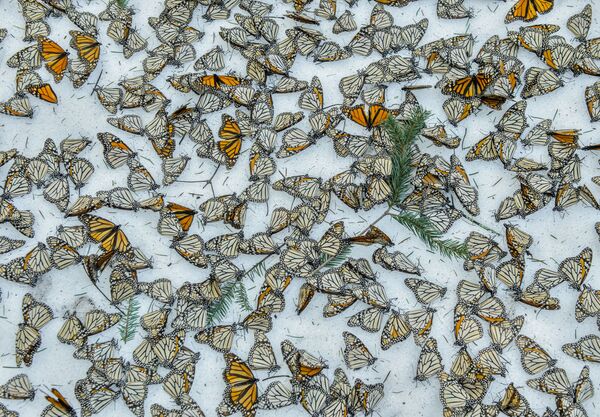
[0,0,599,416]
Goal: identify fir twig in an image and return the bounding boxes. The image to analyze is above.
[234,281,253,312]
[385,110,429,206]
[118,297,140,343]
[392,212,468,260]
[245,260,268,282]
[207,280,237,326]
[320,244,353,269]
[207,280,252,326]
[116,0,129,8]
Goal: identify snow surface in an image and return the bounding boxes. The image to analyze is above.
[0,0,600,416]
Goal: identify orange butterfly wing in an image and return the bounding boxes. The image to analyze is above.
[38,37,69,81]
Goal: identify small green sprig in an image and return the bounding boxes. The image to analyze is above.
[119,296,140,343]
[386,109,429,206]
[320,244,353,269]
[207,279,252,326]
[385,112,468,260]
[392,212,469,260]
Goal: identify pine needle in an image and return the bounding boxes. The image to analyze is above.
[392,212,469,260]
[320,244,353,269]
[119,297,140,343]
[385,110,430,207]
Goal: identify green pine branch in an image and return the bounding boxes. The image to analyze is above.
[392,212,468,260]
[245,260,267,283]
[320,244,353,269]
[116,0,129,8]
[207,280,252,326]
[384,113,468,260]
[119,297,140,343]
[234,280,253,312]
[385,109,430,206]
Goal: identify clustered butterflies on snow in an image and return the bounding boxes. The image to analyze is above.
[1,0,600,416]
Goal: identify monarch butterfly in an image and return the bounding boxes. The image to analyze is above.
[199,74,246,91]
[0,94,34,118]
[195,325,237,353]
[463,232,506,272]
[240,232,277,255]
[79,214,131,253]
[568,4,592,42]
[489,316,525,352]
[521,67,563,98]
[256,266,291,313]
[562,335,600,363]
[42,388,76,417]
[443,97,480,126]
[516,335,556,374]
[107,114,144,135]
[70,31,100,67]
[76,378,120,415]
[0,236,25,255]
[497,383,531,416]
[216,114,244,168]
[221,353,258,417]
[558,247,592,290]
[257,381,298,410]
[453,304,483,346]
[194,46,225,71]
[405,307,435,345]
[404,278,447,305]
[25,79,58,104]
[437,0,471,19]
[372,246,420,275]
[97,132,136,168]
[585,81,600,122]
[248,331,279,373]
[342,104,398,130]
[526,367,571,396]
[16,293,53,367]
[341,331,376,370]
[127,159,159,192]
[171,234,208,268]
[150,403,205,416]
[46,236,82,270]
[63,4,97,33]
[281,339,327,384]
[575,287,600,322]
[330,10,356,34]
[137,278,174,305]
[65,195,104,217]
[298,76,324,112]
[441,72,493,99]
[420,125,461,149]
[7,44,42,70]
[505,0,554,23]
[380,310,411,350]
[164,202,196,232]
[57,309,121,348]
[415,337,443,381]
[505,224,532,261]
[0,374,35,400]
[37,36,69,82]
